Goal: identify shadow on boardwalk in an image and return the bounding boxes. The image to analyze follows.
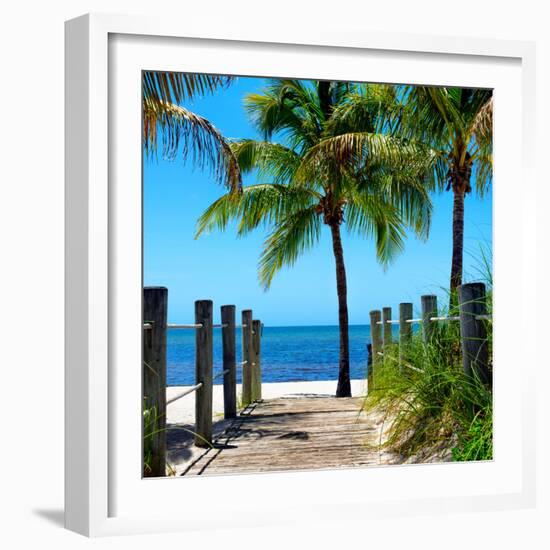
[167,395,403,476]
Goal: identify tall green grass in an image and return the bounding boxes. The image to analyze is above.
[365,252,493,462]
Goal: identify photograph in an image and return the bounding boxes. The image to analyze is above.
[142,72,494,478]
[0,0,544,544]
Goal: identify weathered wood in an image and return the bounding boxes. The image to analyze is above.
[181,396,400,476]
[399,303,413,342]
[369,310,382,391]
[421,295,438,342]
[369,310,382,364]
[366,343,373,367]
[195,300,213,447]
[248,319,258,402]
[458,283,491,386]
[221,305,237,419]
[143,287,168,477]
[252,320,262,401]
[399,302,413,369]
[382,307,392,347]
[241,310,253,407]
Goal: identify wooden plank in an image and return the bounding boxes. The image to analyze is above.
[178,396,400,476]
[143,287,168,477]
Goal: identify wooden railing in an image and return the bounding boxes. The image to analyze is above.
[368,282,492,388]
[143,287,263,477]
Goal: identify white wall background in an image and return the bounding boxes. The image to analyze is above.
[0,1,547,547]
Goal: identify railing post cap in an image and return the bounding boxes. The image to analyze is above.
[143,285,168,290]
[458,282,487,292]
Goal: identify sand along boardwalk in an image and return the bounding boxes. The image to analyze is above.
[165,380,400,476]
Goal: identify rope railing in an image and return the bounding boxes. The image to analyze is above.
[166,368,232,407]
[144,322,265,330]
[143,291,264,475]
[212,368,230,383]
[145,322,252,329]
[376,314,491,324]
[166,383,203,405]
[368,283,492,394]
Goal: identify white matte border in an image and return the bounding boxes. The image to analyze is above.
[65,13,536,537]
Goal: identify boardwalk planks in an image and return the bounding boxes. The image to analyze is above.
[181,396,392,475]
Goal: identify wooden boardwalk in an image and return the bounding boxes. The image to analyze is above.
[179,395,391,476]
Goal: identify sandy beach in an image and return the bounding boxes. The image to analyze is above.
[166,379,368,425]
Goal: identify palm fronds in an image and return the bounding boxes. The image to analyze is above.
[472,97,493,148]
[143,71,233,105]
[258,206,322,289]
[195,184,319,238]
[143,72,241,191]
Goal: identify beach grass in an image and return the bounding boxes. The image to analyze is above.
[364,259,493,462]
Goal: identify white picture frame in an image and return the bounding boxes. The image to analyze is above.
[65,12,537,537]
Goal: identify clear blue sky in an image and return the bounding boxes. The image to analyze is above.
[144,77,492,326]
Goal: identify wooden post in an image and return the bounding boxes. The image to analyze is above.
[421,295,438,343]
[458,283,491,386]
[241,310,253,407]
[195,300,213,447]
[382,307,392,348]
[143,287,167,477]
[366,343,373,389]
[399,302,413,368]
[252,320,262,401]
[369,310,382,390]
[369,308,383,363]
[221,305,237,419]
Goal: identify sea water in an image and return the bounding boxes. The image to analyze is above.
[167,324,401,386]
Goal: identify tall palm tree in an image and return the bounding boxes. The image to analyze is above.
[142,71,241,191]
[195,80,435,397]
[402,87,493,294]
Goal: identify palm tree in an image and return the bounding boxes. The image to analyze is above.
[142,71,241,191]
[195,80,435,397]
[402,87,493,295]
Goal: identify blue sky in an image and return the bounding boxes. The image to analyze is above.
[143,77,492,326]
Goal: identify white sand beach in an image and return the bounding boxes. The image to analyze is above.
[166,378,368,425]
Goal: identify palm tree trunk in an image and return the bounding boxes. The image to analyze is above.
[329,223,352,398]
[450,189,465,295]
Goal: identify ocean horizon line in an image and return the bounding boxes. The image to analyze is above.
[168,322,374,330]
